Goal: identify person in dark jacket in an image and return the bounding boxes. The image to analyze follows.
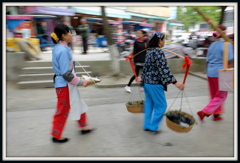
[78,19,89,54]
[125,29,148,93]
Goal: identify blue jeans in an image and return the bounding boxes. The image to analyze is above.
[143,83,167,131]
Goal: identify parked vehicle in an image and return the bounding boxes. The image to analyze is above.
[181,39,190,47]
[196,35,207,47]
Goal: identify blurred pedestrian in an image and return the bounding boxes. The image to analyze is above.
[50,24,95,143]
[36,20,49,51]
[136,32,184,134]
[125,29,148,93]
[78,19,89,54]
[197,25,234,122]
[36,19,48,51]
[203,34,216,57]
[36,19,44,35]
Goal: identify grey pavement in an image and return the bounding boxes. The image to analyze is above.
[4,73,236,159]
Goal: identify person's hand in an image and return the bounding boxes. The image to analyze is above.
[128,54,134,59]
[136,77,142,83]
[82,80,88,87]
[174,82,185,90]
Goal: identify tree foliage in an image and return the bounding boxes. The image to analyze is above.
[177,6,222,31]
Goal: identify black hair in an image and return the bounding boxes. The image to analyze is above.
[148,33,165,48]
[51,24,71,44]
[139,29,147,36]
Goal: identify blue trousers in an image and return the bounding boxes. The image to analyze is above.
[143,83,167,131]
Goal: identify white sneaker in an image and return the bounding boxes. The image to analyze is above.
[125,86,131,93]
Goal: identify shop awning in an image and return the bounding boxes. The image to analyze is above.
[126,12,169,21]
[122,21,153,27]
[122,21,142,25]
[140,23,153,27]
[70,7,131,19]
[6,15,56,30]
[85,17,121,25]
[6,15,33,20]
[169,23,184,26]
[24,6,75,16]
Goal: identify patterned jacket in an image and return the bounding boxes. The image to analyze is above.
[142,48,177,91]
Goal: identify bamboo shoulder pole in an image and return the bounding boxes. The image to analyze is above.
[193,7,233,44]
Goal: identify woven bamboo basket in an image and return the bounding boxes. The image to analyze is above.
[125,101,144,113]
[165,110,197,133]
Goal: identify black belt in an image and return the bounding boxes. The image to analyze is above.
[53,74,62,83]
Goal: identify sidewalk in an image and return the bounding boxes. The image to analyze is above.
[5,74,235,159]
[36,46,114,62]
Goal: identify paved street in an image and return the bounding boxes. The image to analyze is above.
[4,73,236,159]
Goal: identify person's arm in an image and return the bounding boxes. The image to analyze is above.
[58,50,87,86]
[78,24,89,32]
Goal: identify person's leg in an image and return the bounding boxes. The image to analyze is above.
[212,77,224,116]
[208,76,216,100]
[127,75,136,87]
[127,66,141,87]
[85,37,88,52]
[51,86,70,139]
[135,66,142,77]
[82,37,85,53]
[77,112,88,128]
[198,77,217,120]
[202,90,228,115]
[148,85,167,131]
[77,112,95,134]
[83,37,87,53]
[137,66,144,90]
[143,83,154,130]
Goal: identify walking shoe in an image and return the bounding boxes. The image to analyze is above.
[197,111,205,122]
[81,128,96,135]
[213,117,223,121]
[213,115,223,121]
[149,130,160,134]
[139,87,144,92]
[144,129,160,134]
[52,137,69,143]
[125,86,131,93]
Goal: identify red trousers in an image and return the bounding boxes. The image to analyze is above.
[51,86,87,139]
[202,77,228,115]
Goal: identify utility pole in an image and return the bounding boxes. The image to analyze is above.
[101,6,120,76]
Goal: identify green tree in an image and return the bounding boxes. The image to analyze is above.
[177,6,222,31]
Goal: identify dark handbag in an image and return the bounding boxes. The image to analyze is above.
[53,69,74,83]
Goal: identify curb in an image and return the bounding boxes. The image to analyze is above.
[95,82,141,88]
[95,72,207,88]
[189,71,207,80]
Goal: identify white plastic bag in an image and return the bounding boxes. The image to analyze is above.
[219,69,234,92]
[218,42,234,92]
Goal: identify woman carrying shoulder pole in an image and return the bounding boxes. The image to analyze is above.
[51,24,95,143]
[136,31,184,134]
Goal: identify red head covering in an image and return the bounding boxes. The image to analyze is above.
[213,24,227,38]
